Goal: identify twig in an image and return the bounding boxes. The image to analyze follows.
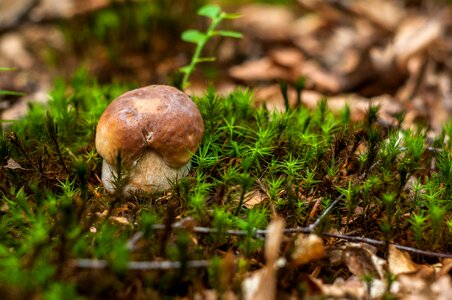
[151,223,257,237]
[399,146,442,153]
[307,196,343,231]
[140,223,452,259]
[321,232,452,259]
[123,196,452,260]
[73,259,210,270]
[126,231,144,250]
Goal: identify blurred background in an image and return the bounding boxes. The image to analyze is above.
[1,0,452,135]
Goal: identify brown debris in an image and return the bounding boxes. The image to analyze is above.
[229,0,452,134]
[243,190,268,209]
[229,57,290,83]
[235,4,295,42]
[242,217,285,300]
[291,234,325,266]
[253,84,403,123]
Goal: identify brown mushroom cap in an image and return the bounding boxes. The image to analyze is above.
[96,85,204,168]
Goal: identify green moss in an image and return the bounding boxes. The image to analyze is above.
[1,72,452,297]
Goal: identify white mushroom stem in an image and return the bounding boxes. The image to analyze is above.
[101,150,191,195]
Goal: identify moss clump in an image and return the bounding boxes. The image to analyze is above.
[1,73,451,298]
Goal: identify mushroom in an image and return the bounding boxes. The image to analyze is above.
[95,85,204,195]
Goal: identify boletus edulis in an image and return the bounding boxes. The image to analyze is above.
[96,85,204,195]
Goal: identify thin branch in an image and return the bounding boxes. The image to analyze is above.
[139,223,452,259]
[307,196,343,231]
[126,231,144,251]
[73,259,210,270]
[399,146,442,153]
[123,194,452,261]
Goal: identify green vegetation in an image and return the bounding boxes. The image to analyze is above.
[1,2,452,298]
[1,66,452,297]
[179,4,242,90]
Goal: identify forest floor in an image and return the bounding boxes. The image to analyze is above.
[1,0,452,299]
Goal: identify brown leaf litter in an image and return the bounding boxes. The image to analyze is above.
[230,0,452,135]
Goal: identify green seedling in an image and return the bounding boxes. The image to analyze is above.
[179,4,242,90]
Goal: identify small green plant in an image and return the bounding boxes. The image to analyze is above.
[409,213,427,247]
[179,4,242,90]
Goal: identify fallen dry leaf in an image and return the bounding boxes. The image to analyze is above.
[314,275,368,299]
[229,57,290,82]
[242,217,285,300]
[269,47,304,70]
[243,190,268,209]
[291,234,325,266]
[109,216,130,225]
[388,245,420,275]
[194,289,236,300]
[431,276,452,300]
[0,33,33,68]
[3,158,25,170]
[351,0,405,31]
[393,16,443,69]
[300,61,342,93]
[0,0,35,29]
[290,14,327,39]
[329,242,386,279]
[297,0,344,22]
[438,258,452,277]
[235,4,294,42]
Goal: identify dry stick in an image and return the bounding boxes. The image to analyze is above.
[78,229,452,271]
[112,201,452,272]
[307,196,343,231]
[78,231,452,271]
[74,259,210,270]
[128,223,452,259]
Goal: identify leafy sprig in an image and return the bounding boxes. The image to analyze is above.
[179,4,242,90]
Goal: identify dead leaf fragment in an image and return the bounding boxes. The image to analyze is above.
[269,47,304,69]
[194,289,237,300]
[431,276,452,300]
[109,216,130,225]
[243,190,268,209]
[236,4,294,42]
[291,234,325,266]
[290,14,326,39]
[300,61,342,93]
[392,16,442,69]
[0,0,35,29]
[3,158,24,170]
[352,0,405,31]
[329,242,386,279]
[229,57,289,82]
[242,217,285,300]
[388,245,420,275]
[315,276,368,299]
[438,258,452,277]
